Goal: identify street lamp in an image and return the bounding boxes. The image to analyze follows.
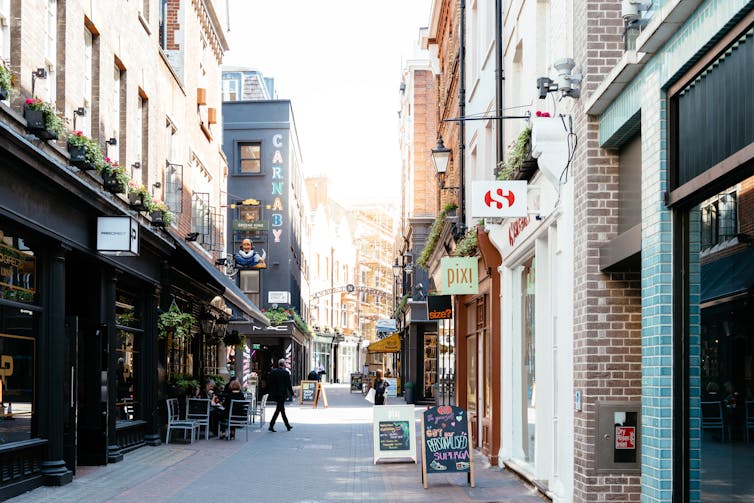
[431,136,451,175]
[392,258,402,279]
[215,314,229,338]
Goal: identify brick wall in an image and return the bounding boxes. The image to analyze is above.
[413,68,438,217]
[572,0,643,500]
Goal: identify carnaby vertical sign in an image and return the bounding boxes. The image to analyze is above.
[439,257,478,295]
[269,133,286,244]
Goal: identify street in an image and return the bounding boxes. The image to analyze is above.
[8,385,546,503]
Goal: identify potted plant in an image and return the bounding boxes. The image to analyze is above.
[67,131,103,170]
[0,61,12,101]
[150,200,174,227]
[158,303,196,343]
[498,126,536,181]
[101,159,128,194]
[23,98,64,140]
[127,181,153,212]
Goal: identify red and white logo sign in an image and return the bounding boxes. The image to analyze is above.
[471,181,527,218]
[615,426,636,450]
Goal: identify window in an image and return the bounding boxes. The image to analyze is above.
[239,143,261,173]
[701,190,738,249]
[111,64,122,164]
[222,77,239,101]
[159,0,167,49]
[133,95,144,180]
[239,270,260,306]
[0,0,10,65]
[44,0,57,104]
[82,30,93,136]
[191,192,210,245]
[115,291,141,422]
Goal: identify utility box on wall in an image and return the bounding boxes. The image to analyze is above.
[595,401,641,473]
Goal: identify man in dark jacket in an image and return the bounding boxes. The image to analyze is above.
[267,358,294,432]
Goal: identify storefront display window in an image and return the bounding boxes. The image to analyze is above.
[690,177,754,500]
[0,231,36,305]
[522,257,536,463]
[0,305,36,443]
[115,291,141,421]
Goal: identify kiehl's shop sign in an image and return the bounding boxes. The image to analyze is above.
[427,295,453,320]
[439,257,478,295]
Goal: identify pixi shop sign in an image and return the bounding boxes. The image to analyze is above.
[438,257,478,295]
[97,216,139,256]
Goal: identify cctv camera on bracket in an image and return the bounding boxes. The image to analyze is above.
[621,0,652,23]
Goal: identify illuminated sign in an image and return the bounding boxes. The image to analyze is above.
[97,217,139,256]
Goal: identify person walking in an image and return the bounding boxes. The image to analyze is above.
[267,358,294,432]
[373,369,389,406]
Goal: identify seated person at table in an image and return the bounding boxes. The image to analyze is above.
[220,379,245,440]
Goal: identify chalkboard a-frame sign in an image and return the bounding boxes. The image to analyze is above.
[372,405,417,464]
[299,380,317,403]
[421,405,475,488]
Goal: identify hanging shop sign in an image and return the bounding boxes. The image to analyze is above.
[232,220,269,231]
[427,295,452,320]
[439,257,478,295]
[96,216,139,256]
[470,180,527,218]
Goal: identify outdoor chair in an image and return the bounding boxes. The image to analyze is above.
[186,398,211,440]
[701,401,727,442]
[217,399,252,441]
[166,397,199,444]
[746,400,754,444]
[251,393,269,427]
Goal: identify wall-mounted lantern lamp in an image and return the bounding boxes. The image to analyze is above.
[72,106,86,130]
[31,67,47,97]
[185,232,199,242]
[431,136,451,175]
[214,315,229,338]
[199,311,216,337]
[106,137,117,146]
[131,162,141,170]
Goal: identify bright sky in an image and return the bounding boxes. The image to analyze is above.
[224,0,432,205]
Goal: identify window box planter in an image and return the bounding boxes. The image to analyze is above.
[149,210,165,227]
[23,107,57,140]
[102,171,126,194]
[0,87,8,101]
[66,143,97,170]
[128,192,149,211]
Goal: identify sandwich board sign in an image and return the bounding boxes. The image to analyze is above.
[372,405,417,464]
[421,405,475,488]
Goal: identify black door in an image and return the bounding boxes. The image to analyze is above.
[63,316,78,474]
[77,323,108,465]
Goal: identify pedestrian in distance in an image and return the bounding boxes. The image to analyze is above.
[267,358,294,432]
[373,369,389,406]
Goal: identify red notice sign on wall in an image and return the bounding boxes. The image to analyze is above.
[615,426,636,450]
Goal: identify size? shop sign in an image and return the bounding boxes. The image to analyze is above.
[439,257,478,295]
[470,180,527,218]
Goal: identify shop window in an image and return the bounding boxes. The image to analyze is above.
[239,143,261,173]
[521,256,536,464]
[115,292,141,422]
[701,190,737,250]
[0,233,36,305]
[0,305,37,443]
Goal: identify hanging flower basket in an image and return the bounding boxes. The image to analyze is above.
[128,192,148,211]
[127,181,153,212]
[150,200,174,227]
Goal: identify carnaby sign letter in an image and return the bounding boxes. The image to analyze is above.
[439,257,478,295]
[471,180,527,218]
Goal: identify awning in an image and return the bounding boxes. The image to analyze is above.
[368,333,401,353]
[169,233,269,326]
[701,248,754,306]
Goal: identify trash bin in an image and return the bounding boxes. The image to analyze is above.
[404,381,415,404]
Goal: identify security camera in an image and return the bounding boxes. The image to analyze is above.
[621,0,651,23]
[537,77,555,99]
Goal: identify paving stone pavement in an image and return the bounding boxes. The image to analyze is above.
[8,385,548,503]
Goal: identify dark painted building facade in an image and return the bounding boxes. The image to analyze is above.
[222,95,311,391]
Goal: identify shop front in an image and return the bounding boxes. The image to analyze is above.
[485,116,574,498]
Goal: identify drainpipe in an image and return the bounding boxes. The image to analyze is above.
[459,0,466,231]
[495,0,504,169]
